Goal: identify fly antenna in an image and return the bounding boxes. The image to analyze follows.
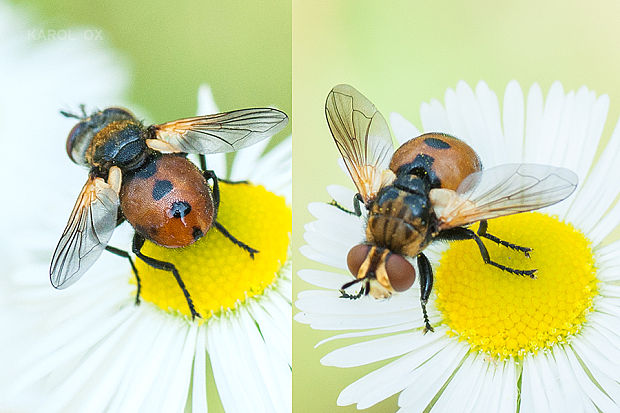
[60,104,88,120]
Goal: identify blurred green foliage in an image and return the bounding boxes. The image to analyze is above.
[12,0,291,130]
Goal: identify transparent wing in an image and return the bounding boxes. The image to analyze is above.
[151,107,288,154]
[325,84,395,203]
[49,176,119,289]
[434,163,578,230]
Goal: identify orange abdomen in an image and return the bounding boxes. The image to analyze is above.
[390,132,481,190]
[120,154,214,248]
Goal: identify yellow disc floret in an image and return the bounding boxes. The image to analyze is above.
[135,182,290,320]
[435,213,597,359]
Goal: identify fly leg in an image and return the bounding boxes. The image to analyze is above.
[213,221,259,258]
[132,232,201,319]
[202,169,222,212]
[328,200,355,215]
[353,193,364,217]
[199,155,249,184]
[105,245,141,305]
[218,178,249,185]
[339,278,367,299]
[327,192,364,217]
[438,227,537,278]
[417,253,434,333]
[202,169,259,258]
[477,220,532,257]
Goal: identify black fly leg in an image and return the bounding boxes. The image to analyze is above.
[477,220,532,257]
[218,178,249,185]
[438,227,537,278]
[202,169,221,212]
[325,192,366,216]
[200,164,250,187]
[328,200,355,215]
[202,169,259,258]
[199,154,207,172]
[417,253,434,333]
[213,221,259,258]
[339,278,367,299]
[132,233,201,319]
[105,245,142,305]
[353,193,364,217]
[327,193,364,216]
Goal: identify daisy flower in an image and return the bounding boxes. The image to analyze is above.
[0,6,292,409]
[296,80,620,412]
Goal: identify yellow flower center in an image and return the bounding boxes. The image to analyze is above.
[135,182,290,320]
[434,212,597,359]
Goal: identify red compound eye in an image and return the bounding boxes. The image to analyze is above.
[385,253,416,292]
[347,244,370,276]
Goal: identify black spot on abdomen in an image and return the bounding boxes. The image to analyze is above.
[133,157,158,179]
[152,180,173,200]
[192,227,204,241]
[169,201,192,219]
[424,137,451,149]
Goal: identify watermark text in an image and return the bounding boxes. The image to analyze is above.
[27,28,104,41]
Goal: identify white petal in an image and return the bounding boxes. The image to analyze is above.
[562,86,596,179]
[536,82,565,164]
[397,341,469,409]
[420,98,450,132]
[495,360,518,413]
[553,347,591,412]
[475,81,504,166]
[230,138,270,181]
[338,337,462,409]
[201,153,227,178]
[595,240,620,281]
[158,324,198,412]
[314,322,420,347]
[431,354,487,413]
[191,328,208,413]
[116,313,182,412]
[566,118,620,234]
[5,299,135,398]
[326,185,356,208]
[390,112,420,145]
[304,229,352,260]
[523,83,543,161]
[307,203,362,240]
[239,307,291,412]
[502,80,525,163]
[197,84,220,115]
[250,136,292,202]
[299,244,345,269]
[321,328,447,368]
[564,346,618,411]
[455,81,492,163]
[536,351,569,413]
[297,269,351,290]
[39,308,141,413]
[521,354,552,413]
[577,93,610,181]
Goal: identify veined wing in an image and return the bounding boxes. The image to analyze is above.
[50,176,119,289]
[432,163,578,230]
[150,108,288,154]
[325,84,395,204]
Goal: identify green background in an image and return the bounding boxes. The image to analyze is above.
[293,1,620,412]
[10,0,290,412]
[13,0,292,133]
